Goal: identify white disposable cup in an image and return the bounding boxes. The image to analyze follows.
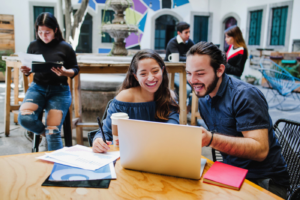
[168,53,179,62]
[111,113,129,147]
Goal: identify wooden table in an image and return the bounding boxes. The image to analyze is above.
[0,147,282,200]
[2,55,187,144]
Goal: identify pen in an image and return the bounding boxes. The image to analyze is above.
[97,117,107,144]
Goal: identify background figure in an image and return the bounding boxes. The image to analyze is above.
[18,12,79,151]
[92,49,180,153]
[164,22,194,112]
[224,25,248,79]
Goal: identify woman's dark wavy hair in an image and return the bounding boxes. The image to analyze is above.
[187,42,226,76]
[119,49,179,121]
[35,12,64,41]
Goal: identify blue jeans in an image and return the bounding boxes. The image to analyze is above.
[18,82,72,150]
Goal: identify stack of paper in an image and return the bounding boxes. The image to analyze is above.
[37,145,120,182]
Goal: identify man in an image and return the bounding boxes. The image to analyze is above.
[186,42,289,199]
[165,22,194,110]
[165,22,194,62]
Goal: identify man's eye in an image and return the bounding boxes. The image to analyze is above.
[197,73,204,76]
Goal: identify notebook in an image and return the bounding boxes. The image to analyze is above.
[203,161,248,190]
[117,119,203,179]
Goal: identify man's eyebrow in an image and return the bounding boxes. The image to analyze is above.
[186,69,205,73]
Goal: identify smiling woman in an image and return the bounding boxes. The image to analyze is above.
[92,49,180,153]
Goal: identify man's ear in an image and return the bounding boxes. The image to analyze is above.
[217,64,226,78]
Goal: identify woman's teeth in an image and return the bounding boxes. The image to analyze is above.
[147,82,156,86]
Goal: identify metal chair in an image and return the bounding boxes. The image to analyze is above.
[32,110,72,152]
[258,58,300,111]
[88,99,113,147]
[273,119,300,200]
[211,149,223,162]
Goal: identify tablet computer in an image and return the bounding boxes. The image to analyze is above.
[31,61,63,73]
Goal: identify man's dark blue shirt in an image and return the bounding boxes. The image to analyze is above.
[198,74,289,187]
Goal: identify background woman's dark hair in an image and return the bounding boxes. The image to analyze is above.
[187,42,226,75]
[35,12,64,41]
[224,25,248,56]
[119,49,179,121]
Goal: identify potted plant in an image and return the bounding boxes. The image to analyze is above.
[245,75,257,85]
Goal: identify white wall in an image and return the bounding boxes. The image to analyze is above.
[289,0,300,51]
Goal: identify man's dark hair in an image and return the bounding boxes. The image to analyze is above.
[187,42,226,74]
[176,22,190,33]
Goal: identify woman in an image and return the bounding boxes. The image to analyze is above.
[224,25,248,79]
[18,12,79,150]
[93,49,180,153]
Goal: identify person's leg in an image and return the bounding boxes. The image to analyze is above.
[18,83,46,134]
[44,85,72,150]
[249,178,287,199]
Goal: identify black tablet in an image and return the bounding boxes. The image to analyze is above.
[31,61,63,73]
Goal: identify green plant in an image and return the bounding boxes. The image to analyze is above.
[282,63,300,78]
[245,75,257,80]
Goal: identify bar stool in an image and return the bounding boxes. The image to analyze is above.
[32,109,72,152]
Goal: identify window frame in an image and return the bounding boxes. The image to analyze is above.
[190,12,212,43]
[245,5,266,49]
[266,1,293,51]
[101,9,115,43]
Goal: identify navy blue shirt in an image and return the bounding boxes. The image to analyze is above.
[198,74,289,187]
[94,98,180,142]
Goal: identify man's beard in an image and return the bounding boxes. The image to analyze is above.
[193,73,219,98]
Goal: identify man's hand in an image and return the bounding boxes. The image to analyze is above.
[92,138,112,153]
[199,127,212,147]
[20,66,31,75]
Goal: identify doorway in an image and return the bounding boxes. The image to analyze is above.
[154,15,179,50]
[76,13,93,53]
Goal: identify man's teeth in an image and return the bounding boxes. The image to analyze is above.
[147,82,156,86]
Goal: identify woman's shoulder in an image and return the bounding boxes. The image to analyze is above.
[58,40,73,49]
[115,87,138,102]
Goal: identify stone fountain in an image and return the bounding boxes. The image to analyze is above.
[102,0,138,56]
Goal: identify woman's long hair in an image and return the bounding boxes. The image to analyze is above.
[35,12,64,42]
[225,25,248,56]
[119,49,180,121]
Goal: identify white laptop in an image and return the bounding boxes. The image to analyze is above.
[117,119,204,179]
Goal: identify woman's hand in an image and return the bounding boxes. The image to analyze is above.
[92,138,112,153]
[51,66,67,76]
[51,66,75,77]
[20,66,31,75]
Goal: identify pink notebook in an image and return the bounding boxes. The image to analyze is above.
[203,161,248,190]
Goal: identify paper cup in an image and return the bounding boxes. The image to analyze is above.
[111,113,129,147]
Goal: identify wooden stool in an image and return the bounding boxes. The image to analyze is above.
[190,92,202,125]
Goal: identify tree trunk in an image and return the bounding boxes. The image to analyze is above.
[64,0,89,50]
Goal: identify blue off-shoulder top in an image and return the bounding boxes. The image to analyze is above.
[93,98,179,142]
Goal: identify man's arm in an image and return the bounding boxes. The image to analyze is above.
[201,128,269,162]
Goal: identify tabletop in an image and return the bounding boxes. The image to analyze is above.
[0,146,282,200]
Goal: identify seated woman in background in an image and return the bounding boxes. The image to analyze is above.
[224,25,248,79]
[93,49,180,153]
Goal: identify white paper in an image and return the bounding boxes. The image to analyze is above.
[37,145,120,171]
[17,52,45,68]
[200,158,207,177]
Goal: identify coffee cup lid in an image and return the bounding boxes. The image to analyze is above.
[111,112,129,119]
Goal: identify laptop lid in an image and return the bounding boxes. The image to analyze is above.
[118,119,202,179]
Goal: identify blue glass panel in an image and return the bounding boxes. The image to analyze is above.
[193,16,208,44]
[270,6,288,45]
[138,12,147,32]
[143,0,160,11]
[248,10,263,45]
[173,0,189,8]
[101,10,114,43]
[98,48,111,53]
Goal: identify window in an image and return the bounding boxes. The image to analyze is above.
[155,15,178,50]
[162,0,172,9]
[33,6,54,38]
[101,10,114,43]
[270,6,288,46]
[248,10,263,45]
[193,16,208,44]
